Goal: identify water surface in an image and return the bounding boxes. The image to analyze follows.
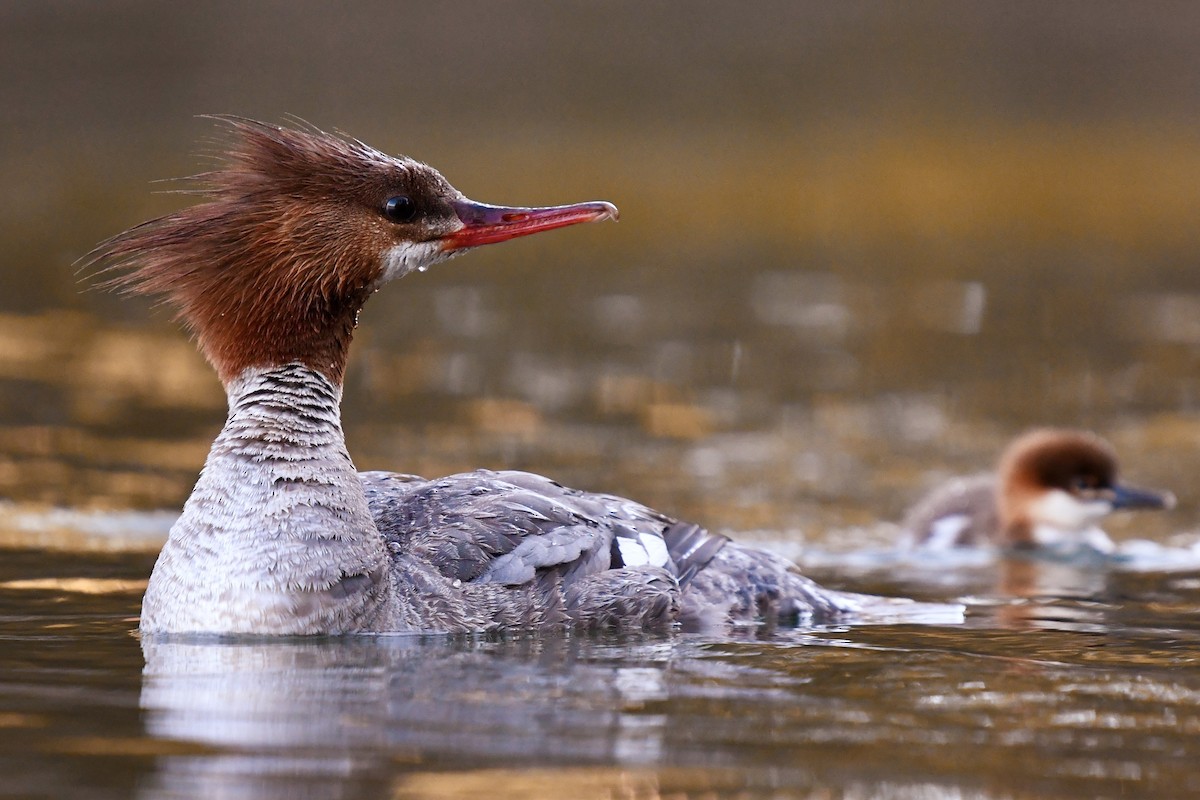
[3,541,1200,799]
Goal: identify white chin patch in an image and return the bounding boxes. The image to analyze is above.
[1031,523,1116,553]
[380,240,452,283]
[1027,489,1113,536]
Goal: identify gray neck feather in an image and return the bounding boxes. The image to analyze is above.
[140,363,402,634]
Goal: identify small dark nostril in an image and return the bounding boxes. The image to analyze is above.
[501,213,528,223]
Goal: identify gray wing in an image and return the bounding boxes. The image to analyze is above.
[360,469,727,593]
[900,473,1000,548]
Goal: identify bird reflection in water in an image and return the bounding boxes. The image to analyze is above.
[137,634,681,799]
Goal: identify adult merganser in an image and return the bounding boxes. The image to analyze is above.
[902,428,1174,553]
[91,118,936,635]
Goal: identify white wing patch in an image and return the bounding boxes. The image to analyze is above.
[640,533,670,567]
[925,514,971,550]
[616,533,671,568]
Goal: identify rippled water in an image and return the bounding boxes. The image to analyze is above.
[6,3,1200,798]
[3,539,1200,799]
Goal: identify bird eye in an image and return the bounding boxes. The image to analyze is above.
[383,195,417,223]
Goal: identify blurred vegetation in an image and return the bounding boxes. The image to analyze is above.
[3,2,1199,299]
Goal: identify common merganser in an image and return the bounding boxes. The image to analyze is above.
[902,428,1174,553]
[91,118,937,635]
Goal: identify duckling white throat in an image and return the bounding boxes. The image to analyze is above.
[1026,489,1116,551]
[1027,489,1112,532]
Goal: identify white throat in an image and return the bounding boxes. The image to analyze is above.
[380,240,456,283]
[1026,489,1115,552]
